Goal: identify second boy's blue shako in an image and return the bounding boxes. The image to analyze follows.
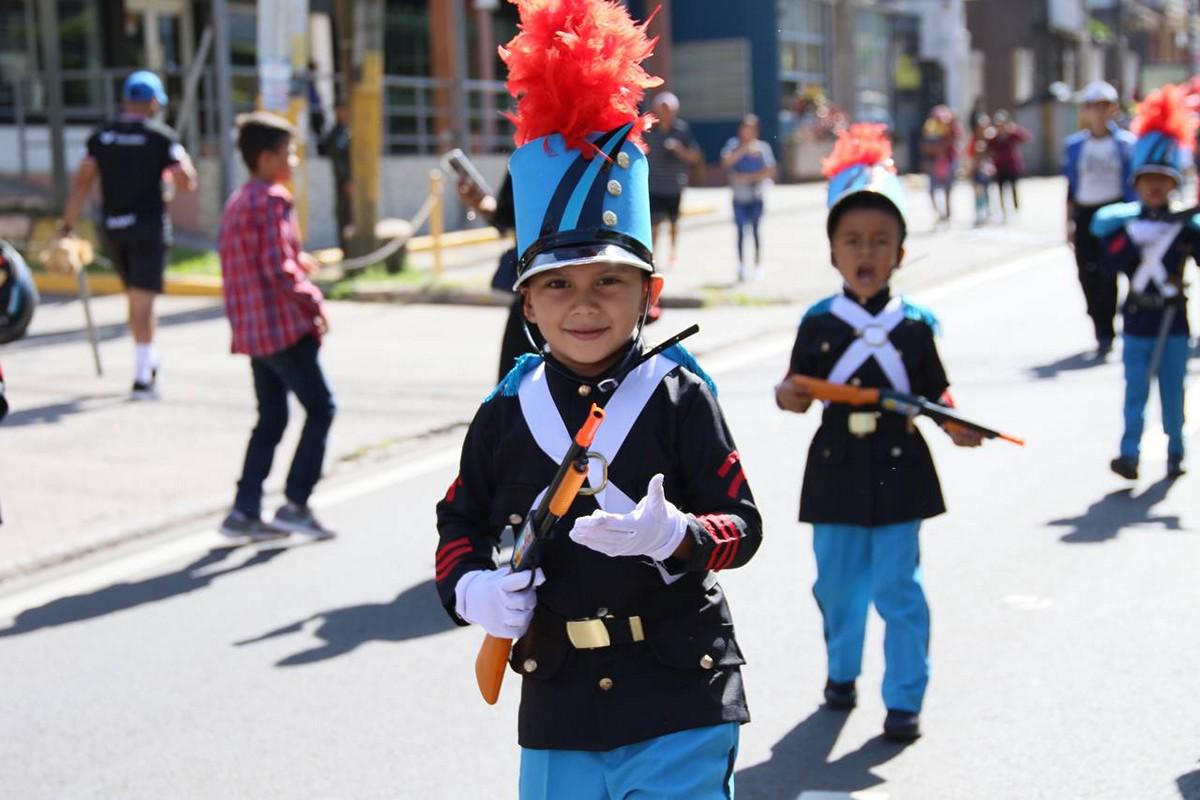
[510,123,654,288]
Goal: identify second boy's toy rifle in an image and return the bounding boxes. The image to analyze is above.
[790,375,1025,446]
[475,404,605,704]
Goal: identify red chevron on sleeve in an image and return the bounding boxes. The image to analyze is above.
[1108,233,1127,254]
[717,451,746,499]
[699,514,740,571]
[435,536,473,583]
[444,476,463,503]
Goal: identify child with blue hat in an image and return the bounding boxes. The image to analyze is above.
[775,124,983,742]
[1090,83,1199,480]
[433,1,762,797]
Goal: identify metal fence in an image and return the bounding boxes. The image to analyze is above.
[2,66,514,181]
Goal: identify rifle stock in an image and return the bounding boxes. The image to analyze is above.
[476,634,513,706]
[790,375,881,406]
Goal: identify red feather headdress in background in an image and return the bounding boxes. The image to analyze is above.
[1132,83,1198,144]
[499,0,663,155]
[820,123,895,178]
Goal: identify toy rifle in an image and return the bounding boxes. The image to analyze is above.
[475,324,702,704]
[790,375,1025,446]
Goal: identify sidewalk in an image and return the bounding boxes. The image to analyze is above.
[0,176,1072,580]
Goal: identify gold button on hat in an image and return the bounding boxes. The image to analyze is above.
[523,659,538,673]
[616,152,631,169]
[699,654,715,670]
[598,677,614,691]
[603,210,618,226]
[607,179,622,196]
[578,384,592,397]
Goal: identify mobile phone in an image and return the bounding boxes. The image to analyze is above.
[442,148,495,198]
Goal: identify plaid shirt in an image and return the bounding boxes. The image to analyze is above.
[218,179,326,357]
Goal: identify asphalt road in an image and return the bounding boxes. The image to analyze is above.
[3,193,1200,798]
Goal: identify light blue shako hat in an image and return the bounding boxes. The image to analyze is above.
[1130,83,1195,186]
[823,123,908,239]
[500,0,662,289]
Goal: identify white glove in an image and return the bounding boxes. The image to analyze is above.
[455,566,546,639]
[568,473,688,562]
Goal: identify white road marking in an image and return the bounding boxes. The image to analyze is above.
[0,448,461,623]
[0,248,1064,621]
[798,791,890,800]
[1003,594,1055,611]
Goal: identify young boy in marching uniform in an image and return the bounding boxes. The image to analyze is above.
[774,125,982,742]
[434,3,761,797]
[1090,84,1199,480]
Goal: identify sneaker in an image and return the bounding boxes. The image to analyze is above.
[736,263,749,283]
[131,368,158,400]
[219,510,288,541]
[823,678,857,710]
[273,501,336,540]
[1110,456,1139,480]
[883,709,921,742]
[1168,455,1187,478]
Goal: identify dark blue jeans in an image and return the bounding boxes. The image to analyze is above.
[234,334,336,516]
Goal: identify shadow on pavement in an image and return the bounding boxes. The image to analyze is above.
[734,707,909,799]
[1049,478,1183,544]
[8,304,224,351]
[233,577,456,666]
[1178,766,1200,799]
[1,393,131,427]
[0,544,294,638]
[1027,350,1104,380]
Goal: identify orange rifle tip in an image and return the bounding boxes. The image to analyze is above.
[998,433,1026,447]
[575,404,605,446]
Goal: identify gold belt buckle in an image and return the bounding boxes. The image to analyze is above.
[848,411,879,437]
[566,615,645,649]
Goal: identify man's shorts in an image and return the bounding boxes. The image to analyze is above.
[649,192,682,224]
[104,231,168,293]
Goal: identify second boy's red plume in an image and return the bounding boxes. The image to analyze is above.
[500,0,663,154]
[1132,83,1198,145]
[821,123,894,178]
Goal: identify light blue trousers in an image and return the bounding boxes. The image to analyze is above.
[519,723,739,800]
[1121,333,1188,460]
[812,520,930,713]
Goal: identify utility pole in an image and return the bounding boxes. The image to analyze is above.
[212,0,236,205]
[831,0,858,117]
[348,0,384,259]
[36,0,67,211]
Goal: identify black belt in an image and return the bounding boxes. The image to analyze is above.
[1127,291,1183,310]
[534,608,646,649]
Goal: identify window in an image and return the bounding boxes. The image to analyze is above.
[777,0,828,87]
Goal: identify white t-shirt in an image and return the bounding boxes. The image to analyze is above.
[1074,135,1124,206]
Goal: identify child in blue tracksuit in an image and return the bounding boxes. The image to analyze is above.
[775,125,983,742]
[1090,84,1198,480]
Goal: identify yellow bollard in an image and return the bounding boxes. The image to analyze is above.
[429,169,444,281]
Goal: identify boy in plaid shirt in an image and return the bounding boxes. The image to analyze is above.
[217,112,336,540]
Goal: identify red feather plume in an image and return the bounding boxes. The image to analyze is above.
[821,123,895,178]
[1132,83,1198,145]
[500,0,663,154]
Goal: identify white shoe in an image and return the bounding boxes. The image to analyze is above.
[736,263,748,283]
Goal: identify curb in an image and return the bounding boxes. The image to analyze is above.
[31,271,224,298]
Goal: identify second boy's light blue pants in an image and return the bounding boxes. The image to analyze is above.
[812,520,929,713]
[1121,333,1188,461]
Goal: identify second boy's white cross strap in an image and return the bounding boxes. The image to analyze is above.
[826,295,912,393]
[1126,219,1183,298]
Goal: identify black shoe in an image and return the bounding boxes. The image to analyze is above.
[1094,338,1114,360]
[131,368,159,400]
[823,679,857,710]
[883,709,921,742]
[1168,455,1187,478]
[219,510,288,541]
[273,502,336,540]
[1110,456,1139,480]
